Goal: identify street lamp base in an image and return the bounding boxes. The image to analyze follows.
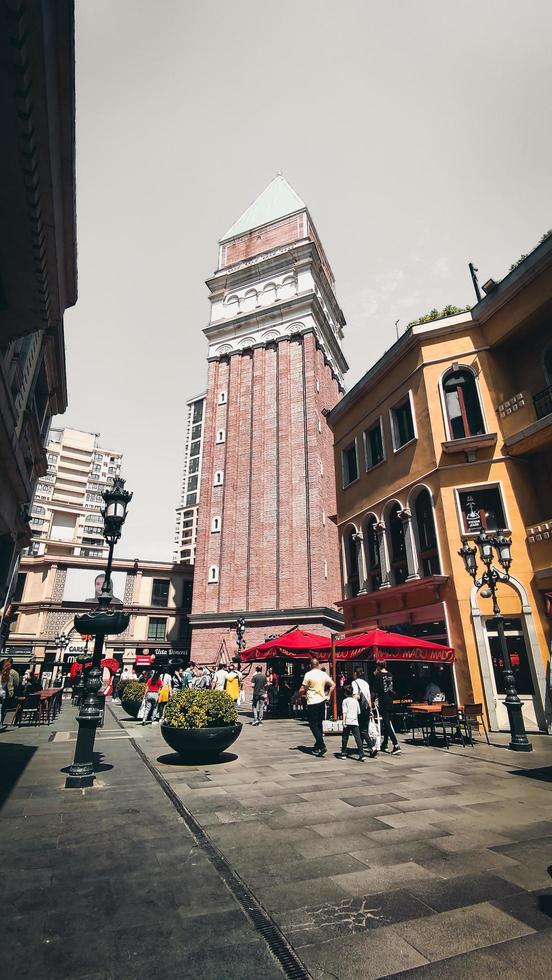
[65,770,95,788]
[508,740,533,752]
[64,714,100,789]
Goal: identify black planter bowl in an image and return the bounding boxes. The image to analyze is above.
[122,699,141,719]
[160,722,242,760]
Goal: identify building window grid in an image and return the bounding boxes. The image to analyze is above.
[342,440,359,487]
[390,393,416,451]
[364,419,385,470]
[147,617,167,641]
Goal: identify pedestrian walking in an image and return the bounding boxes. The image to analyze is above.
[156,677,171,720]
[339,684,365,761]
[265,666,279,714]
[250,666,267,725]
[297,656,335,757]
[225,664,242,704]
[212,662,229,691]
[172,667,184,691]
[352,669,377,756]
[142,671,163,725]
[197,666,211,688]
[373,662,401,754]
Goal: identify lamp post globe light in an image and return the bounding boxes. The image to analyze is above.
[458,530,532,752]
[65,478,133,788]
[236,616,246,662]
[53,632,69,684]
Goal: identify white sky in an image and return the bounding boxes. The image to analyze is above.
[61,0,552,560]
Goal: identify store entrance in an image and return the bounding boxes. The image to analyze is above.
[485,617,539,732]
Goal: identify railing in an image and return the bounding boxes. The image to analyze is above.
[534,385,552,420]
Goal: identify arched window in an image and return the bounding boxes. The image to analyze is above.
[414,489,441,576]
[211,516,221,533]
[208,565,219,583]
[443,368,485,439]
[388,503,407,585]
[343,526,360,597]
[363,515,381,592]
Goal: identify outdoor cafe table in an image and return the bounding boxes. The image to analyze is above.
[12,687,59,726]
[408,702,462,743]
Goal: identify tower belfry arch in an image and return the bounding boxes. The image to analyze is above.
[190,175,348,659]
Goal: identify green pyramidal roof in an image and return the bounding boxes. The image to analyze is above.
[220,173,305,242]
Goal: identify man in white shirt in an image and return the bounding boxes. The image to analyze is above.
[212,664,229,691]
[298,657,336,757]
[352,669,372,750]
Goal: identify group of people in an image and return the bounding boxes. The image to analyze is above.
[136,659,246,725]
[299,657,401,760]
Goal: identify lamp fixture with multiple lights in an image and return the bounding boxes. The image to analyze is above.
[458,529,531,752]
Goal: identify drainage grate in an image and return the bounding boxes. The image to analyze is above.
[105,704,311,979]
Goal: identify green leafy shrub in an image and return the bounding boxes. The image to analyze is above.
[407,304,471,329]
[121,681,146,710]
[163,689,237,729]
[116,678,132,700]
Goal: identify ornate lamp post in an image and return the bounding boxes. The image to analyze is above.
[65,478,133,787]
[458,530,532,752]
[236,616,246,663]
[54,632,69,682]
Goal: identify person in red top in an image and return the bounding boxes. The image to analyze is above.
[142,671,163,725]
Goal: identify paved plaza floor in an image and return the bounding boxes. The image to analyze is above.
[1,698,552,979]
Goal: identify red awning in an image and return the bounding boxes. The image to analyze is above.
[241,628,331,662]
[335,628,454,664]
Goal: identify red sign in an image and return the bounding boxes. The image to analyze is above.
[135,655,153,666]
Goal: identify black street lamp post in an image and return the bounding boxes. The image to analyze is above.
[54,632,69,682]
[65,478,133,788]
[236,616,246,663]
[458,530,532,752]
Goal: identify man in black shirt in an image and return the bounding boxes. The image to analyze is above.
[373,662,401,754]
[251,667,268,726]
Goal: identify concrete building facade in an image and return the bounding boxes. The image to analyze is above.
[0,0,77,616]
[173,393,206,564]
[190,175,347,660]
[6,554,194,681]
[327,235,552,733]
[28,427,123,559]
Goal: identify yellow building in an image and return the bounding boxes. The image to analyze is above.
[327,236,552,733]
[6,554,193,682]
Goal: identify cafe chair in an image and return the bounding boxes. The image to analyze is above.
[439,704,466,748]
[407,711,430,745]
[462,703,490,745]
[17,693,41,727]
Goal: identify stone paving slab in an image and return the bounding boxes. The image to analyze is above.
[3,699,552,978]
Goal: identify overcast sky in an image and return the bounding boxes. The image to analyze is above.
[61,0,552,560]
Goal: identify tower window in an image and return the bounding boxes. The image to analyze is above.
[216,429,225,444]
[208,565,219,583]
[218,391,227,405]
[214,471,224,486]
[211,516,221,533]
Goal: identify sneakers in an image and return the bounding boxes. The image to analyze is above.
[369,749,378,758]
[339,753,347,760]
[358,756,366,762]
[392,745,402,755]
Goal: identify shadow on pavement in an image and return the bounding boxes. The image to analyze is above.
[156,751,239,767]
[0,742,37,809]
[511,766,552,782]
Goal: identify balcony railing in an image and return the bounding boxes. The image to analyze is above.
[534,385,552,420]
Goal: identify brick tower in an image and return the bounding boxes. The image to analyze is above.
[190,175,348,661]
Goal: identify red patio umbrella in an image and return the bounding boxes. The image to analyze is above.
[100,658,120,673]
[240,628,331,662]
[335,628,454,664]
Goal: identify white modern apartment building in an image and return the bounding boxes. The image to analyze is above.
[173,393,206,564]
[29,428,123,559]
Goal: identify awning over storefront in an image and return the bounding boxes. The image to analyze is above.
[335,628,455,664]
[241,628,331,662]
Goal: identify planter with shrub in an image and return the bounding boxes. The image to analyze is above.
[161,689,242,759]
[121,680,146,719]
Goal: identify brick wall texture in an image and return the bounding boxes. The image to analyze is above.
[191,332,342,663]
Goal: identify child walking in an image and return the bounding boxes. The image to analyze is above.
[339,684,365,762]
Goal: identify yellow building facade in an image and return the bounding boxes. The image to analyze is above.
[327,237,552,733]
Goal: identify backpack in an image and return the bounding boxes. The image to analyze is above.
[353,680,370,713]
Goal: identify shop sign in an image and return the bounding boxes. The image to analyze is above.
[464,495,482,533]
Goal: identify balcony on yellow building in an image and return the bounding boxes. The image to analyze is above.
[496,386,552,456]
[526,517,552,588]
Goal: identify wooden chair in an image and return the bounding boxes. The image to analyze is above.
[463,703,490,745]
[17,694,41,726]
[439,704,465,748]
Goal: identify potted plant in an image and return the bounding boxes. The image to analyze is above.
[161,689,242,760]
[121,680,146,719]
